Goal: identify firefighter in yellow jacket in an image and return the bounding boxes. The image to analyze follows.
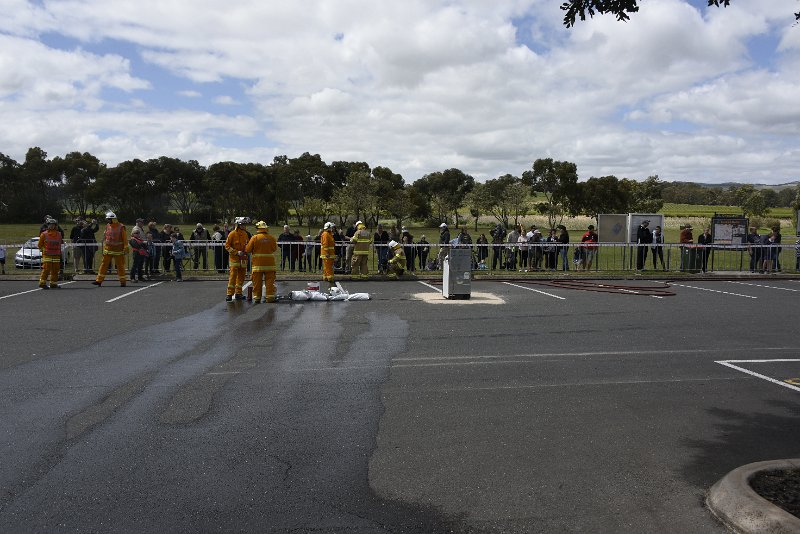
[92,211,128,287]
[38,218,63,289]
[225,217,250,301]
[386,240,406,279]
[321,222,337,282]
[246,221,278,303]
[350,222,372,278]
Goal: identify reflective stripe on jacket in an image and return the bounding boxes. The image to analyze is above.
[351,229,372,255]
[321,230,336,259]
[103,223,127,254]
[246,230,278,272]
[388,247,406,269]
[39,230,62,257]
[225,227,250,266]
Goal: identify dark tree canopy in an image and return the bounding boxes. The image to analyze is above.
[560,1,797,28]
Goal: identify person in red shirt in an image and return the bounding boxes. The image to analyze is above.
[580,224,598,271]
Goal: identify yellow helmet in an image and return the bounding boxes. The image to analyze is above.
[256,220,268,230]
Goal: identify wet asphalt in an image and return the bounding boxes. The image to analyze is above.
[1,277,799,532]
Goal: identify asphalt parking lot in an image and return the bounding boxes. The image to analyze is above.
[1,277,799,532]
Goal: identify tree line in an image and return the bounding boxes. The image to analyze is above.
[0,147,797,230]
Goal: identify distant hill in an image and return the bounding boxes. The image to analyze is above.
[674,181,800,191]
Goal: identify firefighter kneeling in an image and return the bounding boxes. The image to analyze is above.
[386,240,406,279]
[246,221,277,303]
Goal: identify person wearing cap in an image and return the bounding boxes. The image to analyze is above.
[128,228,149,282]
[578,224,597,271]
[191,222,211,270]
[246,221,278,303]
[635,220,652,271]
[321,222,337,282]
[350,221,372,278]
[386,240,406,279]
[224,217,250,301]
[436,222,450,269]
[38,218,63,289]
[93,212,128,287]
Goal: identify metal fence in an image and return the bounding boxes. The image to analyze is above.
[10,240,792,276]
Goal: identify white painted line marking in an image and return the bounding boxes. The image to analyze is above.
[502,282,566,300]
[728,281,800,292]
[105,282,164,303]
[671,283,757,299]
[716,359,800,393]
[417,281,439,291]
[242,281,252,290]
[0,281,76,300]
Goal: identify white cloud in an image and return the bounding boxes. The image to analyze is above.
[0,0,798,185]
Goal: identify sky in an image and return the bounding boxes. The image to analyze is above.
[1,0,799,185]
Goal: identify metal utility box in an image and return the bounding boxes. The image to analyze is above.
[443,248,471,299]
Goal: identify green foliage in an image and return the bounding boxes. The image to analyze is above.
[522,158,579,228]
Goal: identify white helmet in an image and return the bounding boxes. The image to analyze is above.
[388,240,399,248]
[439,223,448,228]
[234,216,247,225]
[355,220,363,226]
[105,211,117,219]
[324,221,334,229]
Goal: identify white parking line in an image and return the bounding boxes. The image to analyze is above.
[716,359,800,393]
[727,281,800,292]
[417,281,439,291]
[502,282,566,300]
[0,281,76,300]
[105,282,164,303]
[671,283,757,299]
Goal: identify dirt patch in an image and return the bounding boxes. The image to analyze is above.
[750,469,800,518]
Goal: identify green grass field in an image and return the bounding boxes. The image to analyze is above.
[660,203,794,219]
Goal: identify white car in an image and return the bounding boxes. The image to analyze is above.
[14,237,70,269]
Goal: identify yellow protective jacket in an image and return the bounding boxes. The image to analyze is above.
[351,228,372,255]
[102,222,128,255]
[246,230,277,272]
[225,227,250,268]
[388,246,406,270]
[38,230,63,262]
[321,230,336,260]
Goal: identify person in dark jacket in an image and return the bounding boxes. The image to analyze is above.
[79,219,99,273]
[697,227,713,272]
[278,225,294,271]
[373,224,390,273]
[636,220,652,270]
[401,227,415,272]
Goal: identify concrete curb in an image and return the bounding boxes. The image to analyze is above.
[707,459,800,533]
